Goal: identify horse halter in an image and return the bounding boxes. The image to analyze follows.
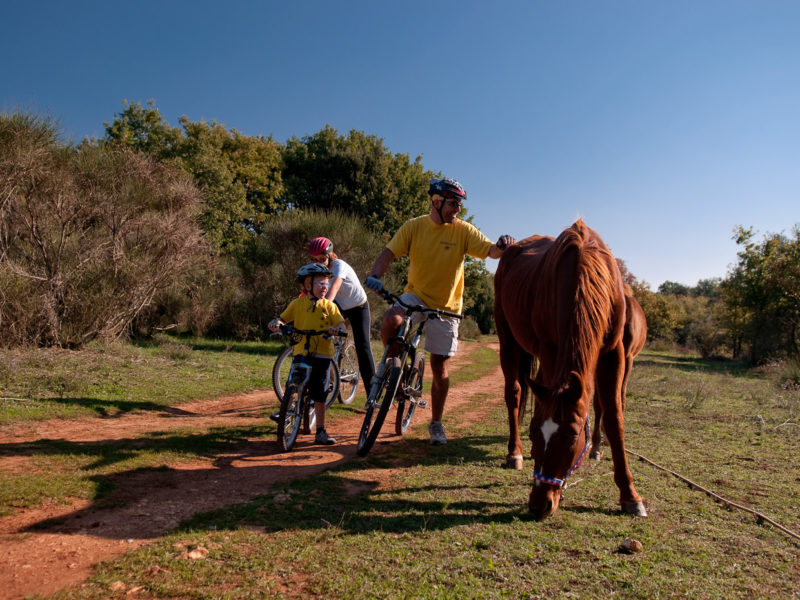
[532,415,591,489]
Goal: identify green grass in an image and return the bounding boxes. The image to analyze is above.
[0,335,281,423]
[62,367,799,598]
[3,341,799,598]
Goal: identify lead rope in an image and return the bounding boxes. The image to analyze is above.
[625,449,800,543]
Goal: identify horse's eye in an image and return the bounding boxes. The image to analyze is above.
[561,432,579,446]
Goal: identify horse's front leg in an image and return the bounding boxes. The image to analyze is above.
[595,346,647,517]
[589,394,604,460]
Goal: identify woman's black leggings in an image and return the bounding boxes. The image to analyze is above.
[340,301,376,393]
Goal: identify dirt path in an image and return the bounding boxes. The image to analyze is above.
[0,342,505,599]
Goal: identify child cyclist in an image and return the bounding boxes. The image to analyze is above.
[269,263,346,445]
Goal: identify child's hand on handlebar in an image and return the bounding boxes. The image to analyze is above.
[268,317,284,333]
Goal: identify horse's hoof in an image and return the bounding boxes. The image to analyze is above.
[503,456,524,470]
[589,448,602,461]
[621,501,648,517]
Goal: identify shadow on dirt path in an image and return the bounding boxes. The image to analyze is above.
[0,341,504,599]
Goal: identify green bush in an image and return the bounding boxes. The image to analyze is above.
[0,112,210,347]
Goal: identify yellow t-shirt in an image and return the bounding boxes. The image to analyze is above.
[386,215,493,313]
[280,296,344,357]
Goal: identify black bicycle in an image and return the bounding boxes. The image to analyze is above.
[272,325,347,451]
[356,287,463,457]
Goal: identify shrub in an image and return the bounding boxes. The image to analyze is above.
[0,112,210,346]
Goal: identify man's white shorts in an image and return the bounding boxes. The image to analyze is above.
[398,292,459,357]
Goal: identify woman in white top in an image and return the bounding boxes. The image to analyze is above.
[308,237,375,393]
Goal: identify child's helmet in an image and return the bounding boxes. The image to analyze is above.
[308,237,333,255]
[296,262,333,283]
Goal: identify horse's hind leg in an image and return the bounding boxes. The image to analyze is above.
[497,324,525,470]
[596,346,647,517]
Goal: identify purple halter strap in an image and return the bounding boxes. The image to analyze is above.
[532,415,592,490]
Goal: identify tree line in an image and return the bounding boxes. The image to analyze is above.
[2,103,797,364]
[625,223,800,364]
[0,103,493,346]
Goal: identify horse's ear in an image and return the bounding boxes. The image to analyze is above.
[567,371,584,402]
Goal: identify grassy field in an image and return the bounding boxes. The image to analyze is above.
[2,338,799,598]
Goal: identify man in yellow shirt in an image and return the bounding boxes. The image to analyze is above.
[365,177,514,445]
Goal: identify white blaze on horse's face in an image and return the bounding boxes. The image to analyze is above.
[541,418,559,453]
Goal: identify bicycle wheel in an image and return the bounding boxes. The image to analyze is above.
[337,341,359,404]
[324,361,340,408]
[277,383,304,451]
[395,352,425,435]
[357,357,402,457]
[275,349,337,409]
[271,346,293,400]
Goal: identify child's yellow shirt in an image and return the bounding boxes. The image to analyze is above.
[280,296,345,357]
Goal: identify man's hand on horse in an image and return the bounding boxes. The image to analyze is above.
[496,235,515,250]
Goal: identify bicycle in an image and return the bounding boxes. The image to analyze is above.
[356,286,463,457]
[272,325,347,451]
[272,330,359,407]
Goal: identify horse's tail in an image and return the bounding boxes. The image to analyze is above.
[518,350,538,421]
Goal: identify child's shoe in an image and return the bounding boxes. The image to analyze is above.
[314,428,336,445]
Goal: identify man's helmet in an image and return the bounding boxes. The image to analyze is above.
[308,237,333,256]
[429,177,467,201]
[296,262,333,283]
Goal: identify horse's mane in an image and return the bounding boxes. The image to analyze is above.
[542,220,618,391]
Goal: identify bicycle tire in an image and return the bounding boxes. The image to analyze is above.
[277,383,303,451]
[272,346,338,408]
[395,352,425,435]
[337,341,359,404]
[357,357,402,457]
[271,346,293,400]
[325,361,340,409]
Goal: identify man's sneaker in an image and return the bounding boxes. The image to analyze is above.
[428,421,447,445]
[314,428,336,445]
[269,410,280,423]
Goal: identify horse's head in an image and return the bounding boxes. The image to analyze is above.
[527,371,591,520]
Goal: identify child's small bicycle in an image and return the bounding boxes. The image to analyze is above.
[272,331,358,406]
[356,286,462,457]
[272,325,347,451]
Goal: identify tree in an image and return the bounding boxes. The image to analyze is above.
[282,125,433,236]
[1,112,210,346]
[104,99,181,158]
[720,225,800,362]
[463,258,495,334]
[105,101,285,254]
[658,281,690,296]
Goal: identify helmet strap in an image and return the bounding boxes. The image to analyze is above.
[433,196,445,224]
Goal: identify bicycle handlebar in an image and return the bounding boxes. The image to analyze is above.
[370,286,463,320]
[273,325,348,339]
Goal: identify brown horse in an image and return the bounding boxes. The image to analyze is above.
[590,287,647,460]
[494,220,647,520]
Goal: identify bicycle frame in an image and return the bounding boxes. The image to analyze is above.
[357,287,462,456]
[274,325,346,451]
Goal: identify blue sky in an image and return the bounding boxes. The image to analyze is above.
[3,1,798,289]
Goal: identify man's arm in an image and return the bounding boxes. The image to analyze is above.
[369,247,396,278]
[487,235,515,259]
[365,247,396,291]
